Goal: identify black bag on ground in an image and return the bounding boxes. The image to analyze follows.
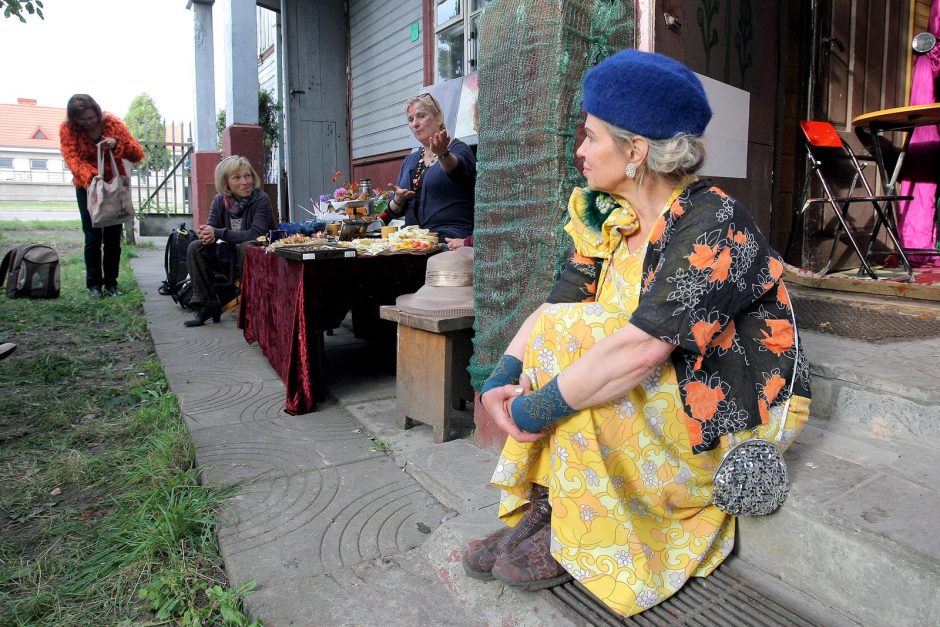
[172,276,197,309]
[159,223,197,297]
[0,244,60,299]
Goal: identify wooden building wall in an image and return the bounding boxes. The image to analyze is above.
[349,0,424,186]
[654,0,783,238]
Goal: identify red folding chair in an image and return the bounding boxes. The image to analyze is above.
[788,120,913,279]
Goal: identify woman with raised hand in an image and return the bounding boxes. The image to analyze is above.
[383,93,475,245]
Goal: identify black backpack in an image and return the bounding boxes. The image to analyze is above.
[0,244,61,299]
[159,224,197,297]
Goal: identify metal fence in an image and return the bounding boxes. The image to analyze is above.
[132,121,194,214]
[0,170,71,183]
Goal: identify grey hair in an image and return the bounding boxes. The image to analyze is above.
[600,120,706,184]
[404,93,445,130]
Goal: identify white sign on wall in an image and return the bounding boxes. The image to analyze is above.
[696,73,751,179]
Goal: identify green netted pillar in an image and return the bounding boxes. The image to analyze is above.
[470,0,635,451]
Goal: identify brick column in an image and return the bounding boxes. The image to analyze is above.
[221,124,264,183]
[190,151,220,226]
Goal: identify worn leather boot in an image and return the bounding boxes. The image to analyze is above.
[463,484,550,580]
[491,524,571,590]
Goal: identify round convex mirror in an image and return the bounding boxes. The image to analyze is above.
[913,32,936,54]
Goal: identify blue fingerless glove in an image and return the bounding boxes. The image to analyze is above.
[480,354,523,397]
[510,376,575,432]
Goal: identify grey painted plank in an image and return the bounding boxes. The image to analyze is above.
[349,0,423,159]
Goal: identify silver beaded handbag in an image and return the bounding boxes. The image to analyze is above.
[712,307,800,517]
[712,436,789,516]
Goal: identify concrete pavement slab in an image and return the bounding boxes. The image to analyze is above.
[402,440,501,514]
[826,470,940,563]
[218,456,452,586]
[181,384,287,431]
[242,549,480,626]
[190,409,379,484]
[171,377,286,417]
[423,506,575,626]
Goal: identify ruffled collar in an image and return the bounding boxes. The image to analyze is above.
[564,188,640,259]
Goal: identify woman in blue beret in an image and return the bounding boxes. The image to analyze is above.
[462,50,812,617]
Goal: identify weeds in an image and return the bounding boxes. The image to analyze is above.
[0,229,257,625]
[369,436,395,453]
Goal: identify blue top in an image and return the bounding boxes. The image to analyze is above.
[392,139,476,239]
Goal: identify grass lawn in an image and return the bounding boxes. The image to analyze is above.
[0,226,258,625]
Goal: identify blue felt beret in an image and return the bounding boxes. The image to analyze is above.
[583,50,712,139]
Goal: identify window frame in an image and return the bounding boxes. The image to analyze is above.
[426,0,488,85]
[29,158,47,170]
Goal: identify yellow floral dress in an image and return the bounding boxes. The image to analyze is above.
[491,188,810,617]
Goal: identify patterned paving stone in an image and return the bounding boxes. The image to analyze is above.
[182,384,288,431]
[172,377,287,418]
[152,332,249,359]
[191,410,378,484]
[217,456,451,586]
[239,550,479,626]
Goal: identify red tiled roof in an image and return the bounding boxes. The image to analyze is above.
[0,101,67,149]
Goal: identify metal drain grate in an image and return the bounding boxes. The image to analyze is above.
[794,297,940,341]
[544,565,817,626]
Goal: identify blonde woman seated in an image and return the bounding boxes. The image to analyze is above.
[184,156,275,327]
[462,50,812,618]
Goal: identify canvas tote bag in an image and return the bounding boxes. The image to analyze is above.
[87,143,135,228]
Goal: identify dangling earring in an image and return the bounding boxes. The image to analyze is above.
[625,162,637,179]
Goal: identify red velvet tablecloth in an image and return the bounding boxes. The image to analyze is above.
[238,245,431,414]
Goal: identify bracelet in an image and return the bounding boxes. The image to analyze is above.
[510,376,575,433]
[436,150,450,159]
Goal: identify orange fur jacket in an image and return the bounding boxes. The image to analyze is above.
[59,114,144,189]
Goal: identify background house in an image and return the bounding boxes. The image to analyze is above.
[0,98,72,202]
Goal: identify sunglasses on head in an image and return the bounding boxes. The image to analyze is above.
[416,92,440,107]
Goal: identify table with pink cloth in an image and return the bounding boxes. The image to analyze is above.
[853,103,940,272]
[238,244,431,414]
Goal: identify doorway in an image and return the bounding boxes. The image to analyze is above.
[790,0,913,270]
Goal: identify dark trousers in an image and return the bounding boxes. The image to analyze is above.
[76,187,122,289]
[187,239,244,308]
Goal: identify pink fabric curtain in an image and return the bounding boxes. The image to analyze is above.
[897,0,940,265]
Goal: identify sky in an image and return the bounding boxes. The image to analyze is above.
[0,0,230,123]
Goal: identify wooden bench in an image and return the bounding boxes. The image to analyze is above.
[379,305,474,443]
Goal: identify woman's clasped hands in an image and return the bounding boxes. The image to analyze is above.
[480,373,548,443]
[196,224,216,245]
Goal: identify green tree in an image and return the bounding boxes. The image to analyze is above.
[125,93,172,172]
[1,0,43,22]
[216,89,282,179]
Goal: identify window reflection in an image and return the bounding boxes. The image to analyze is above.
[437,21,465,81]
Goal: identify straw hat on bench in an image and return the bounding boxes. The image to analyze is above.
[396,247,473,317]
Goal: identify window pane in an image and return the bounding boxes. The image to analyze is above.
[0,157,13,168]
[30,159,47,170]
[436,0,459,25]
[436,21,465,81]
[469,13,481,70]
[471,0,492,12]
